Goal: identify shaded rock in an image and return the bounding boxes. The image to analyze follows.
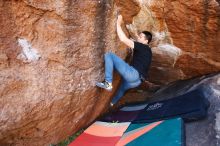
[126,0,220,84]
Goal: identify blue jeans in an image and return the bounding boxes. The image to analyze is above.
[104,52,141,104]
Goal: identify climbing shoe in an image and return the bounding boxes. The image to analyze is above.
[110,102,114,107]
[96,80,113,91]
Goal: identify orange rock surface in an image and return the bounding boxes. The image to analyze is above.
[0,0,219,145]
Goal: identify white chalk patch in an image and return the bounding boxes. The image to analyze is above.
[157,44,182,57]
[137,0,144,5]
[17,38,41,62]
[154,32,166,40]
[213,88,220,96]
[144,0,154,6]
[155,44,182,67]
[211,0,219,7]
[215,112,220,139]
[156,67,166,71]
[217,78,220,85]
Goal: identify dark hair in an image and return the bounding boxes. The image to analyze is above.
[142,31,152,44]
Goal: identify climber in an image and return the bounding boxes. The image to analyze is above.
[96,14,152,107]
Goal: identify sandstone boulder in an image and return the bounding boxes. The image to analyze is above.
[0,0,219,145]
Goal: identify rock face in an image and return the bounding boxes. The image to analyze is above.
[125,0,220,84]
[0,0,219,145]
[0,1,119,145]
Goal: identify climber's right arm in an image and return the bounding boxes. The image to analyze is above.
[116,15,134,49]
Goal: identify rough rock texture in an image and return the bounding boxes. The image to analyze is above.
[125,0,220,84]
[0,0,220,145]
[0,0,120,145]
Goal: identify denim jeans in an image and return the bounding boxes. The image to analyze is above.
[104,52,141,104]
